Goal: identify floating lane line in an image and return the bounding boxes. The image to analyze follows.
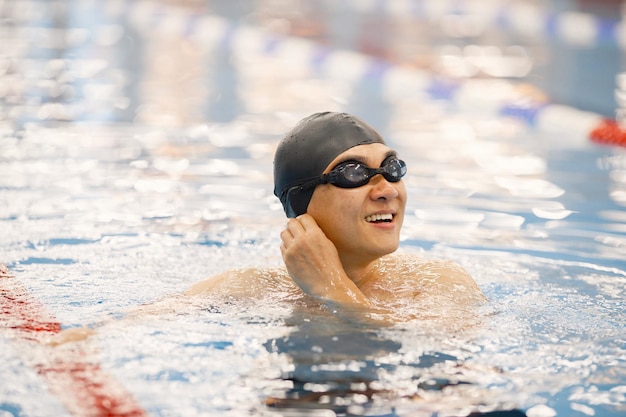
[0,264,147,417]
[7,0,625,49]
[6,0,626,147]
[150,3,621,147]
[329,0,626,50]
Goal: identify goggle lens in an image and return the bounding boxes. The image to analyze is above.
[326,157,407,188]
[280,156,407,217]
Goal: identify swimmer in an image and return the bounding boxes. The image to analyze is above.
[184,112,485,319]
[45,112,485,346]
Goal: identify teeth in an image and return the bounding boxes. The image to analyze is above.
[365,213,393,223]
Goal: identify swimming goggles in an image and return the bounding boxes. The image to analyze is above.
[279,156,407,217]
[299,156,407,190]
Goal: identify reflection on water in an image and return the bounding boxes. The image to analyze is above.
[1,1,626,416]
[261,304,529,417]
[264,311,406,416]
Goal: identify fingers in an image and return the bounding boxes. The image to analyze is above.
[281,215,308,242]
[280,214,319,256]
[280,220,296,246]
[280,220,295,258]
[295,214,317,231]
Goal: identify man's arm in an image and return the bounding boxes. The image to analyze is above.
[279,214,373,308]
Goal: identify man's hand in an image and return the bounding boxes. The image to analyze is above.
[280,214,372,307]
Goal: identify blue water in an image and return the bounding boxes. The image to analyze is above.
[1,1,625,416]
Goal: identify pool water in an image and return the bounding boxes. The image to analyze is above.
[1,1,625,416]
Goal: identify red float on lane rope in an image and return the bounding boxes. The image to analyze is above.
[0,264,147,417]
[589,118,626,147]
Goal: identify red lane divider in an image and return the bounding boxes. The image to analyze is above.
[589,119,626,147]
[0,264,148,417]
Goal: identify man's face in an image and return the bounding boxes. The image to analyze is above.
[306,143,407,266]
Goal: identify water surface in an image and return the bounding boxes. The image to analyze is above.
[1,1,625,416]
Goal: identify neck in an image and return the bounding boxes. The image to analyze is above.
[341,255,380,288]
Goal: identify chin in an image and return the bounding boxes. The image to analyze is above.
[375,241,400,257]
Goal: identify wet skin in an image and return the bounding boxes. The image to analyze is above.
[280,143,406,307]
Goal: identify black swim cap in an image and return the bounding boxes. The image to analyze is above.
[273,112,386,218]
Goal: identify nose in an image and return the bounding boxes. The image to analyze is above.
[369,174,399,200]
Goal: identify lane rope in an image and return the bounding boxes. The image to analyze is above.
[590,118,626,147]
[0,264,147,417]
[94,1,626,148]
[5,0,624,50]
[3,0,624,147]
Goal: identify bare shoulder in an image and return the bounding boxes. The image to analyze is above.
[370,254,486,305]
[183,267,303,300]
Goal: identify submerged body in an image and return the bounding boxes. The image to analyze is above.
[185,253,485,320]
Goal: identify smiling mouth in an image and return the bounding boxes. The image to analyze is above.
[365,213,394,223]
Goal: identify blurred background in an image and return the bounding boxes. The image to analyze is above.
[0,0,623,132]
